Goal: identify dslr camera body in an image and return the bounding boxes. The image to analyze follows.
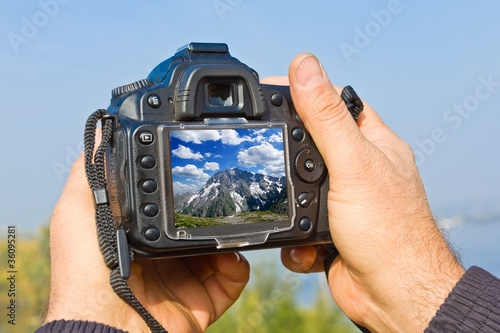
[106,42,331,257]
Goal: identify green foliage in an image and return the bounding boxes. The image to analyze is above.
[237,211,288,223]
[207,258,357,333]
[174,210,288,228]
[0,225,50,332]
[174,213,226,228]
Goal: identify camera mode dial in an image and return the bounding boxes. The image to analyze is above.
[112,78,154,98]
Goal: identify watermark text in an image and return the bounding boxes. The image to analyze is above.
[7,0,71,53]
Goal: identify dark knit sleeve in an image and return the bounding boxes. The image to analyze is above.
[425,266,500,332]
[35,319,128,333]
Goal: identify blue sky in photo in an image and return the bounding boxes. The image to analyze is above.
[169,128,285,194]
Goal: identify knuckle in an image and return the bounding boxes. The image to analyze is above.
[399,141,416,162]
[309,87,348,124]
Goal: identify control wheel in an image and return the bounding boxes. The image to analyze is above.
[294,148,326,183]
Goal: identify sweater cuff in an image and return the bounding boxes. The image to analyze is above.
[425,266,500,332]
[35,319,128,333]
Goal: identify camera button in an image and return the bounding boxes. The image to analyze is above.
[147,94,161,108]
[144,227,160,241]
[295,149,325,183]
[291,127,305,141]
[270,93,283,107]
[299,217,312,232]
[298,192,315,208]
[304,159,315,172]
[139,131,154,145]
[143,203,159,217]
[141,179,157,193]
[140,155,156,169]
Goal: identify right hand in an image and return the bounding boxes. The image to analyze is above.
[275,53,464,332]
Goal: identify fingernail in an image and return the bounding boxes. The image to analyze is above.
[295,55,324,88]
[290,249,301,265]
[234,252,242,263]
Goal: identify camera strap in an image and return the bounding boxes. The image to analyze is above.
[341,85,364,121]
[84,109,168,333]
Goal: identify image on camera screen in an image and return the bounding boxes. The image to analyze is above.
[169,128,289,229]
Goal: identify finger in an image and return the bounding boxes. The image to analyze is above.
[50,153,101,266]
[288,53,374,173]
[263,71,394,149]
[280,246,324,273]
[191,252,250,320]
[263,69,397,150]
[180,252,249,284]
[50,125,107,258]
[179,252,250,302]
[355,101,408,147]
[147,252,250,328]
[211,252,250,285]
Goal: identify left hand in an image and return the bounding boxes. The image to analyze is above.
[44,151,250,332]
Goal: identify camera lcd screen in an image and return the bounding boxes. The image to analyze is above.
[169,128,289,229]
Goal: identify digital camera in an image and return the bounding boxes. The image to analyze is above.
[106,42,331,257]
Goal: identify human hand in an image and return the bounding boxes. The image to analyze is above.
[274,54,465,332]
[45,152,250,332]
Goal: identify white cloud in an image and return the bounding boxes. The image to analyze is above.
[173,182,198,194]
[250,128,283,144]
[252,129,267,135]
[220,129,252,145]
[171,129,283,147]
[268,133,283,143]
[237,142,285,176]
[258,164,286,177]
[204,162,220,171]
[172,145,203,160]
[171,130,221,144]
[172,164,210,181]
[205,152,222,158]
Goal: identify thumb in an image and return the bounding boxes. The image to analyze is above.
[288,53,366,172]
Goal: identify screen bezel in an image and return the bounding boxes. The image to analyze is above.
[160,122,296,244]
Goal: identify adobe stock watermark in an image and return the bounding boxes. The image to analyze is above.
[339,0,404,64]
[213,0,244,21]
[7,0,71,54]
[413,74,499,166]
[52,140,84,182]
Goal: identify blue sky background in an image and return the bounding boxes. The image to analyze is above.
[1,1,499,275]
[170,128,286,195]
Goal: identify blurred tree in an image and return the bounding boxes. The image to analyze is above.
[207,257,357,333]
[304,284,355,332]
[0,225,50,332]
